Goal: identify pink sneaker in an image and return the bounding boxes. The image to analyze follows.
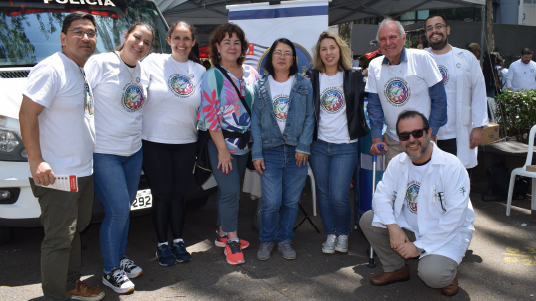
[215,230,249,249]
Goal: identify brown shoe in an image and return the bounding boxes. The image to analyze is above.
[441,274,459,296]
[68,280,106,301]
[370,264,410,286]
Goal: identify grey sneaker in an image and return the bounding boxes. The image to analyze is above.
[335,235,349,253]
[257,242,274,260]
[120,256,143,278]
[322,234,338,254]
[277,241,296,260]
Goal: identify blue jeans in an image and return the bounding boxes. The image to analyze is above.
[94,149,143,273]
[207,140,248,233]
[259,145,308,243]
[309,140,357,236]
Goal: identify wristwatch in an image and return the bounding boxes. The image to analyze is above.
[417,247,426,254]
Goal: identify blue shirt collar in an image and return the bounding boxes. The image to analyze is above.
[381,47,408,65]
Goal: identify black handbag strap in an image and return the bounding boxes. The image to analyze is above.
[214,64,251,117]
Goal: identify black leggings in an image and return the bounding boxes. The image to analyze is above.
[142,140,197,243]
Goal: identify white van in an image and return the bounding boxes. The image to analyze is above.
[0,0,216,244]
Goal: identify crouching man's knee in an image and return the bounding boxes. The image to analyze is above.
[417,254,457,288]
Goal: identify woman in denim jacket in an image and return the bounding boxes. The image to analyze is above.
[306,31,369,254]
[251,38,315,261]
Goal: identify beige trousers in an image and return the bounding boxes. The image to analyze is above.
[359,210,458,288]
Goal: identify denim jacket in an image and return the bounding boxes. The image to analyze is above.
[251,73,315,161]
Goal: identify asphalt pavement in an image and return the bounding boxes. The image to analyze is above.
[1,180,536,301]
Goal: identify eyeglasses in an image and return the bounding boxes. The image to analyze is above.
[425,23,447,32]
[273,50,293,58]
[398,128,428,141]
[69,30,97,39]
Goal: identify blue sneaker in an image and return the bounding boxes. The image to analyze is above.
[171,241,191,262]
[156,244,176,267]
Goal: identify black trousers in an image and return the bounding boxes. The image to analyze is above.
[142,139,197,243]
[437,138,457,156]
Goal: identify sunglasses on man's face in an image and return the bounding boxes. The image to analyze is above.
[398,128,428,141]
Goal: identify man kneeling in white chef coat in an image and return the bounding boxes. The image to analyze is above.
[359,110,475,297]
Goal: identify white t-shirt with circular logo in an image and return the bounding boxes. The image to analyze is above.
[85,52,149,156]
[318,72,355,143]
[403,161,429,234]
[507,59,536,91]
[432,51,457,140]
[141,54,206,144]
[23,52,95,177]
[366,49,443,140]
[267,75,294,134]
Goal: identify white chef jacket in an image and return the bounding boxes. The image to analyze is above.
[371,142,475,264]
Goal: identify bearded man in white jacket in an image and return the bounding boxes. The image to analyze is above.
[423,14,488,169]
[360,110,475,297]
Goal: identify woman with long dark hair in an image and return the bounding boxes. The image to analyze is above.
[251,38,314,260]
[85,21,154,294]
[140,21,206,267]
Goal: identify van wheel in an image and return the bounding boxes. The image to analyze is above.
[185,196,209,211]
[0,226,14,245]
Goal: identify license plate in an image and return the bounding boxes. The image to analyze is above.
[131,189,152,211]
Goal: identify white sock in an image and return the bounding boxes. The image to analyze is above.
[158,242,168,247]
[219,232,228,238]
[173,238,184,244]
[229,238,240,242]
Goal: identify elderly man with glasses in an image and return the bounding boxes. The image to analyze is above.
[423,14,488,170]
[359,110,475,297]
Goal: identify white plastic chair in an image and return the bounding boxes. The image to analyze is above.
[506,124,536,216]
[307,164,317,216]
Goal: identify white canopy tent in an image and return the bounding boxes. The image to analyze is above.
[154,0,485,26]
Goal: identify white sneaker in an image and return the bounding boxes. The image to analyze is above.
[102,267,135,294]
[322,234,338,254]
[335,235,349,253]
[120,256,143,278]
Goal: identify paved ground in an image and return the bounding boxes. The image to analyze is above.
[1,180,536,301]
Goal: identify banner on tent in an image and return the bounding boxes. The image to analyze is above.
[227,0,329,75]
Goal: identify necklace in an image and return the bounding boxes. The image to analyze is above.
[115,51,137,82]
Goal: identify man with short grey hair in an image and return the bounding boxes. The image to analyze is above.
[366,18,447,167]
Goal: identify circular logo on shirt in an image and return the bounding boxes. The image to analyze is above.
[438,65,449,85]
[405,182,419,214]
[168,74,195,98]
[320,88,344,114]
[273,95,290,121]
[121,83,145,112]
[531,69,535,73]
[384,77,410,106]
[456,63,461,68]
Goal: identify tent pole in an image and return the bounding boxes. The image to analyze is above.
[480,6,485,68]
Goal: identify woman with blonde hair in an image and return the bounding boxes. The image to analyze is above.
[306,31,369,254]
